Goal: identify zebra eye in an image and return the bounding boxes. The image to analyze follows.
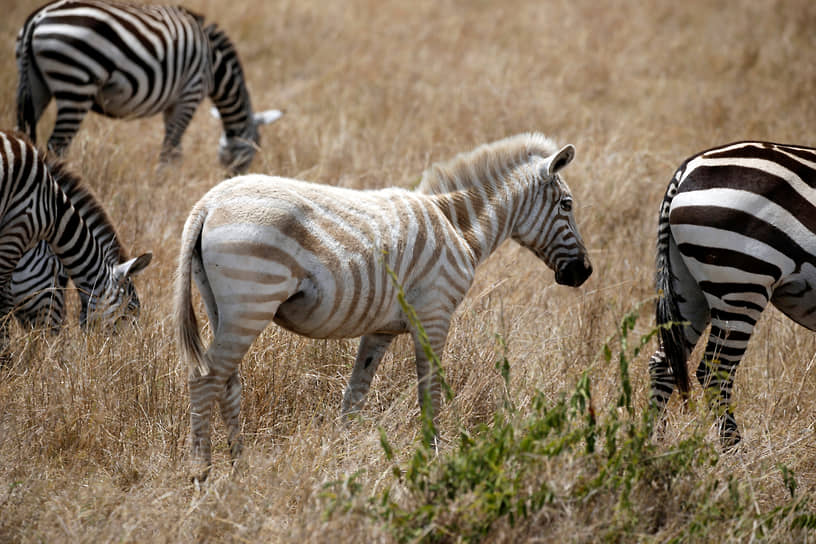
[560,198,573,212]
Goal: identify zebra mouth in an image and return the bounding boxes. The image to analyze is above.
[555,258,593,287]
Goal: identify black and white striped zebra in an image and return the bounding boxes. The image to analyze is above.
[8,150,143,333]
[0,131,152,353]
[15,0,281,173]
[649,141,816,447]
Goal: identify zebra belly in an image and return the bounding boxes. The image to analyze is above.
[273,277,406,339]
[93,74,163,118]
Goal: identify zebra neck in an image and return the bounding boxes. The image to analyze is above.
[49,194,112,297]
[209,33,254,138]
[431,186,519,266]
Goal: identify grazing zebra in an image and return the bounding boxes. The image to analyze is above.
[649,141,816,447]
[9,150,144,332]
[15,0,281,173]
[0,131,152,352]
[175,132,593,479]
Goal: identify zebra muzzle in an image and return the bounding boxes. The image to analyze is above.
[555,257,592,287]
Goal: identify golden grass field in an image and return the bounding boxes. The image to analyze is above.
[2,0,816,541]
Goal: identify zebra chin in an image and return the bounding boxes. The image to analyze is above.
[554,258,593,287]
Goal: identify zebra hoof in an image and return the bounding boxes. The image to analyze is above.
[190,461,212,486]
[719,426,742,451]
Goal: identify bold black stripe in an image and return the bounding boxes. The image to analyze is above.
[671,205,816,271]
[678,242,782,280]
[679,165,816,235]
[708,326,753,343]
[710,307,757,327]
[703,143,816,189]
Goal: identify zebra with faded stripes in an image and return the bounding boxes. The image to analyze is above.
[15,0,281,173]
[0,131,152,352]
[175,132,593,479]
[649,141,816,447]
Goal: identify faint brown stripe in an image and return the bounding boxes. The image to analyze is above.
[208,240,305,276]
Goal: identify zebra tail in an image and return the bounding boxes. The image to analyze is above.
[174,204,210,377]
[655,173,691,398]
[15,15,39,141]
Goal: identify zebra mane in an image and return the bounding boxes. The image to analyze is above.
[417,132,560,195]
[44,157,129,263]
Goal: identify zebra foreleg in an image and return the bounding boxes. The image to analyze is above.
[411,320,450,427]
[341,333,396,420]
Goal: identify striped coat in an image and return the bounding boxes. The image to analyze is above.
[0,131,152,352]
[175,133,592,479]
[649,141,816,447]
[15,0,278,172]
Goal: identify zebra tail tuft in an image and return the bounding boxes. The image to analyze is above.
[15,16,38,141]
[175,204,210,377]
[655,174,691,398]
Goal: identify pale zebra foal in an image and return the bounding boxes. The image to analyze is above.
[0,131,152,352]
[15,0,281,173]
[175,133,593,478]
[649,141,816,447]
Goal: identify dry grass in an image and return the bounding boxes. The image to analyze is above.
[2,0,816,541]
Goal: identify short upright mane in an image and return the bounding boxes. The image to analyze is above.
[45,157,128,262]
[417,132,559,194]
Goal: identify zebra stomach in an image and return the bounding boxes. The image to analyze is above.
[272,279,406,339]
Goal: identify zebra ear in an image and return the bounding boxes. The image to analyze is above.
[115,252,153,279]
[253,109,284,126]
[541,144,575,177]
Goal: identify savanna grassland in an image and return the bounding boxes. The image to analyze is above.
[2,0,816,541]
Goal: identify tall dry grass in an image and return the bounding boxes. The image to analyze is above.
[1,0,816,541]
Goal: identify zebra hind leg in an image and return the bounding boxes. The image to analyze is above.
[695,320,753,449]
[218,369,244,464]
[48,97,92,156]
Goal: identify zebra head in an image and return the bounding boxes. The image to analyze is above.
[81,252,152,329]
[215,109,283,174]
[512,145,592,287]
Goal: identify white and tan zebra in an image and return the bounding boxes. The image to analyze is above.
[0,131,152,353]
[175,132,593,479]
[15,0,281,173]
